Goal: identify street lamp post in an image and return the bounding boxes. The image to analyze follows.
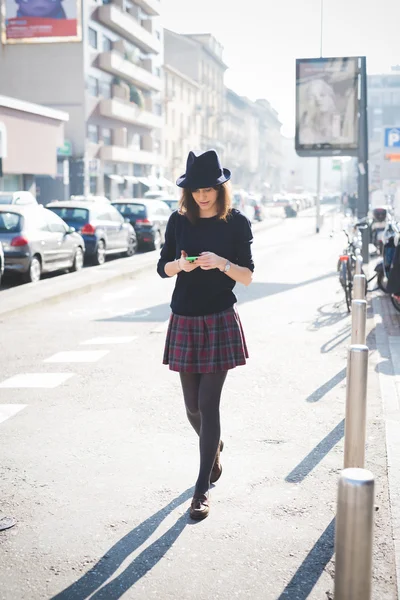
[316,0,324,233]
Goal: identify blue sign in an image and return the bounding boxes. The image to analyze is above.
[384,127,400,148]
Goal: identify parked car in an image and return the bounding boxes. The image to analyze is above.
[111,198,170,250]
[144,190,165,200]
[0,191,38,206]
[0,240,4,286]
[46,201,137,265]
[158,197,179,212]
[69,195,110,204]
[0,205,85,283]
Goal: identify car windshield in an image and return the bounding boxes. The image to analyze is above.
[48,207,89,225]
[0,212,21,233]
[114,204,147,217]
[0,195,14,205]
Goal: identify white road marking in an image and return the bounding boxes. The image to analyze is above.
[0,373,74,388]
[102,288,137,301]
[0,404,27,424]
[151,320,170,334]
[44,351,109,363]
[80,336,137,345]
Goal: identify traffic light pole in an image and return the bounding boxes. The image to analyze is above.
[357,57,369,264]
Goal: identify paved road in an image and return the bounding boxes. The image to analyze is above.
[0,209,397,599]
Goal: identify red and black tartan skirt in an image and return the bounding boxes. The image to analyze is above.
[163,305,249,373]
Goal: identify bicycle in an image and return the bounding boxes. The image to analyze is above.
[337,221,368,312]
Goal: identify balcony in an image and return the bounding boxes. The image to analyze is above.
[100,98,162,130]
[134,0,160,16]
[97,4,161,54]
[99,51,162,92]
[100,145,160,165]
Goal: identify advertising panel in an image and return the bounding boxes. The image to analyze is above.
[296,57,359,157]
[2,0,81,43]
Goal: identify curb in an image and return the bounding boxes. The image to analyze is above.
[373,295,400,595]
[0,215,285,319]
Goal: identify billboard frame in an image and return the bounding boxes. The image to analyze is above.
[295,56,360,158]
[1,0,82,45]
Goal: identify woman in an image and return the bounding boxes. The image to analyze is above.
[157,149,254,521]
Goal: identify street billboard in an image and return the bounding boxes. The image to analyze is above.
[295,57,359,157]
[1,0,81,44]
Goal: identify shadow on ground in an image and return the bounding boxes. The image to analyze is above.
[96,272,337,324]
[276,518,335,599]
[51,488,193,600]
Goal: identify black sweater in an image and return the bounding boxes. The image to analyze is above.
[157,209,254,316]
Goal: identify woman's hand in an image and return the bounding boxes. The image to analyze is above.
[179,250,199,272]
[196,252,226,271]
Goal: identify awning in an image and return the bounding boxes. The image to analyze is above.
[124,175,139,184]
[107,174,125,184]
[137,176,150,186]
[156,176,174,188]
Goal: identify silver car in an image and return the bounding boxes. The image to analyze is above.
[0,240,4,286]
[0,205,85,283]
[0,191,38,206]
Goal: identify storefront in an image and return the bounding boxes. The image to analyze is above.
[0,95,68,204]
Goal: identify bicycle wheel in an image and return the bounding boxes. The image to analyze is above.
[341,261,352,312]
[391,295,400,313]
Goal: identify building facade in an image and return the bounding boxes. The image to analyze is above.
[163,64,201,184]
[0,95,68,200]
[164,30,227,156]
[0,0,163,201]
[368,68,400,194]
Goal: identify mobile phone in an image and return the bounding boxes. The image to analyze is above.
[186,256,198,262]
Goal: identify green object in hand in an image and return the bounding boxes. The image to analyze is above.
[186,256,198,262]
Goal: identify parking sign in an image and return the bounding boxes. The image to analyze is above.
[384,127,400,148]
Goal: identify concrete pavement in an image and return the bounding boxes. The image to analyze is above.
[0,208,397,599]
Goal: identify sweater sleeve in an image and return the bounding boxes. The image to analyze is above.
[157,211,177,278]
[235,214,255,272]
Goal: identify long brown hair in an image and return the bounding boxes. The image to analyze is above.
[178,182,232,224]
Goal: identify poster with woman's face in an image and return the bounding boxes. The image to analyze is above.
[296,57,359,155]
[2,0,81,43]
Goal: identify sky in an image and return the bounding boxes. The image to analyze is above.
[161,0,400,136]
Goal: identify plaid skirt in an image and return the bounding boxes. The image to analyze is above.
[163,305,249,373]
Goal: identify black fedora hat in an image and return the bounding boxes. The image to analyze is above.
[176,149,231,189]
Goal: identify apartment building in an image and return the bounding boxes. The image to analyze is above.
[255,99,283,194]
[0,0,163,202]
[368,68,400,193]
[164,30,227,155]
[163,64,201,184]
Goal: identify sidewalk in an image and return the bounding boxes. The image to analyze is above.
[0,211,285,319]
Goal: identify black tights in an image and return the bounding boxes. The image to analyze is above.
[179,371,228,496]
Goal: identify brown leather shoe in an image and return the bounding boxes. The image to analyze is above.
[210,440,224,484]
[190,494,210,521]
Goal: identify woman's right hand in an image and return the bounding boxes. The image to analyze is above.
[179,250,199,272]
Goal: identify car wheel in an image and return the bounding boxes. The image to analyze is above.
[23,255,41,283]
[70,247,84,272]
[125,235,138,257]
[152,230,162,251]
[93,240,106,265]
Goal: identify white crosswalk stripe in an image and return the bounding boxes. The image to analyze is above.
[44,351,109,363]
[80,336,137,345]
[0,373,74,388]
[0,405,27,424]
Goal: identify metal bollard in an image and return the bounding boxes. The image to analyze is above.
[351,299,367,345]
[353,274,366,300]
[334,468,375,600]
[355,255,363,275]
[344,345,368,469]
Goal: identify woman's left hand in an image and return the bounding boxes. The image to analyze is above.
[196,252,225,271]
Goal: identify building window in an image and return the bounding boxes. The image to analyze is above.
[156,30,161,40]
[155,67,161,78]
[102,128,112,146]
[103,36,112,52]
[99,80,112,99]
[87,124,99,143]
[154,102,162,116]
[88,28,98,49]
[87,76,99,96]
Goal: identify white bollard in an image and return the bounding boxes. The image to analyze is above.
[334,468,375,600]
[351,299,367,345]
[355,255,363,275]
[344,345,368,469]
